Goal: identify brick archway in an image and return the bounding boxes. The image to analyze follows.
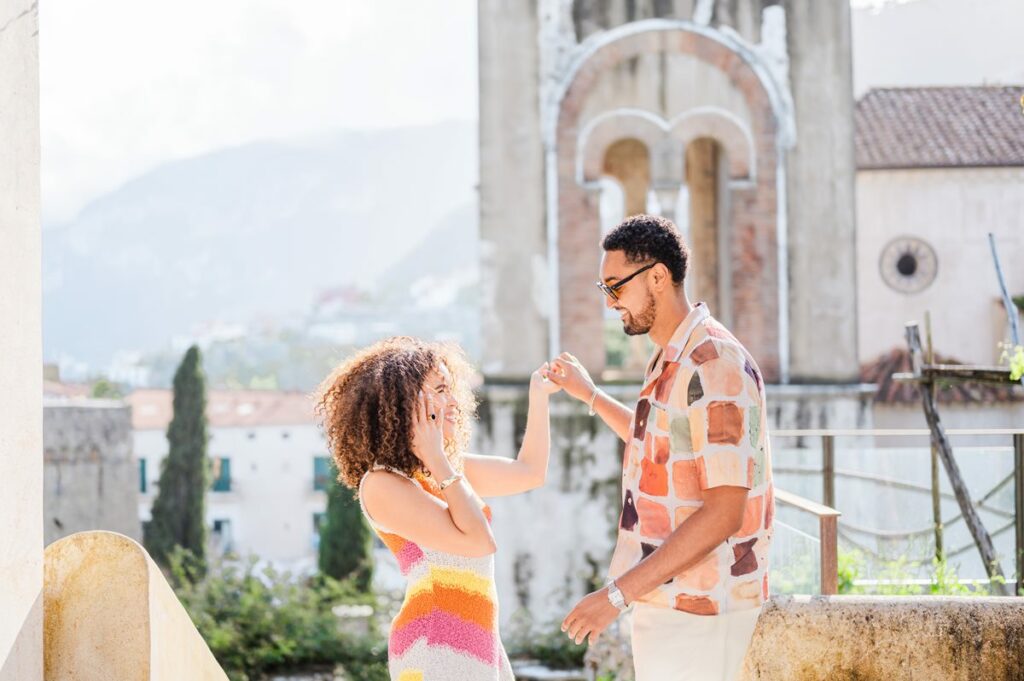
[554,27,782,382]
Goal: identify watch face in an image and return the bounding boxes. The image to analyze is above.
[879,236,938,294]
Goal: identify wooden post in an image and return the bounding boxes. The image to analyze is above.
[932,444,943,560]
[821,434,838,594]
[906,322,1010,594]
[1015,433,1024,597]
[820,515,839,596]
[926,311,943,560]
[774,489,841,596]
[822,434,835,509]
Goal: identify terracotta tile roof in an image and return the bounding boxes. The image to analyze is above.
[127,388,317,430]
[855,86,1024,169]
[860,348,1023,405]
[43,380,93,399]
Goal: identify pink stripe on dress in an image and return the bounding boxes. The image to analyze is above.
[394,540,425,574]
[391,610,496,665]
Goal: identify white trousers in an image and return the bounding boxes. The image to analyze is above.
[630,603,762,681]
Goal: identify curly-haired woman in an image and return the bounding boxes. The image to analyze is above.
[315,336,560,681]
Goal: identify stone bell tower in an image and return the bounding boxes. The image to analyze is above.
[478,0,860,386]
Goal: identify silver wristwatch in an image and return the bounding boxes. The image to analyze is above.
[606,579,628,611]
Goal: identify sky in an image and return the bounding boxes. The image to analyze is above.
[39,0,1023,225]
[39,0,478,223]
[851,0,1024,96]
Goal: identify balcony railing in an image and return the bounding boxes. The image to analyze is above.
[772,428,1024,596]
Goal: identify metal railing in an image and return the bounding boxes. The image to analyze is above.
[773,428,1024,595]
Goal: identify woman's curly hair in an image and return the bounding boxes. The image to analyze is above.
[313,336,478,489]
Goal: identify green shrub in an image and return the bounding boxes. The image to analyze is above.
[837,548,978,596]
[505,612,587,671]
[169,548,386,681]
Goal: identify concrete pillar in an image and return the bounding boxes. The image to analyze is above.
[0,1,42,679]
[783,0,860,382]
[478,0,549,378]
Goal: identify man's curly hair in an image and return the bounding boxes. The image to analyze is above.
[602,213,690,285]
[314,336,477,489]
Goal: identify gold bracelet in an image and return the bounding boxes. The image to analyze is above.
[438,474,463,491]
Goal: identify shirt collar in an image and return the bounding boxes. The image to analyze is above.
[643,303,711,380]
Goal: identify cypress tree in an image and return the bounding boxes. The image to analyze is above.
[144,345,210,572]
[318,470,373,591]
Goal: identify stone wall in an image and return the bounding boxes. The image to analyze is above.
[746,595,1024,680]
[44,400,141,547]
[584,595,1024,680]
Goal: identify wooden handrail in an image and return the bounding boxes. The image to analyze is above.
[775,487,842,596]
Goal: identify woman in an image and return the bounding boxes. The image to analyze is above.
[315,336,560,681]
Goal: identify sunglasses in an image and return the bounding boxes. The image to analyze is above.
[595,262,658,301]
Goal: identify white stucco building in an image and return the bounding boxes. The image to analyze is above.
[854,86,1024,370]
[129,389,333,572]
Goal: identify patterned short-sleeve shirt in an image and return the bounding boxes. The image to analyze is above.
[607,302,774,616]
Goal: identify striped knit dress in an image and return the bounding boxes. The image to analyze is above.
[358,466,514,681]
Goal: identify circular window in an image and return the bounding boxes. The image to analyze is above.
[879,237,938,293]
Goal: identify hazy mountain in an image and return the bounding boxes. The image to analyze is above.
[379,200,478,303]
[43,120,478,368]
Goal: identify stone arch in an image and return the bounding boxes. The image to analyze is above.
[578,110,673,184]
[671,107,755,181]
[602,139,651,218]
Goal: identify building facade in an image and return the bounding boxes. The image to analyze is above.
[130,389,333,572]
[854,86,1024,368]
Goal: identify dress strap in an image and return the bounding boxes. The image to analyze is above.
[371,463,414,479]
[357,469,392,533]
[358,465,421,534]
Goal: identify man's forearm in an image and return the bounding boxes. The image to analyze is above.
[614,506,736,604]
[591,388,633,442]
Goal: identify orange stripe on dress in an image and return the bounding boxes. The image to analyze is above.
[393,587,495,632]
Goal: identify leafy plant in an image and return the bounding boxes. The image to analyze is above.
[90,377,123,399]
[1009,345,1024,382]
[836,548,979,596]
[837,548,864,594]
[169,548,385,681]
[506,613,587,670]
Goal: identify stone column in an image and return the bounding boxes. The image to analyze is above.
[479,0,549,378]
[0,1,42,678]
[783,0,859,382]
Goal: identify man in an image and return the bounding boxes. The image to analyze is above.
[546,214,774,681]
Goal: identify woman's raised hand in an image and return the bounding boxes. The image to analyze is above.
[410,389,449,475]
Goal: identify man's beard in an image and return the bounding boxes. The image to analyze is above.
[622,292,656,336]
